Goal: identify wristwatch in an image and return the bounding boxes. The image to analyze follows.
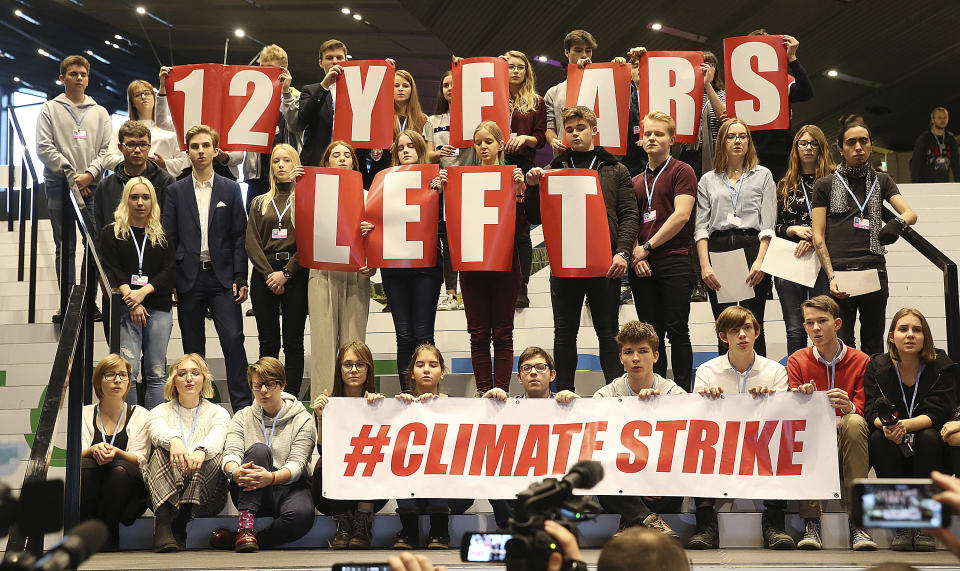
[282,269,291,279]
[642,240,653,252]
[615,251,629,261]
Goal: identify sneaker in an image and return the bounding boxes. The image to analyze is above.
[611,521,629,539]
[392,531,417,550]
[426,535,450,550]
[381,303,391,312]
[685,507,719,550]
[330,514,351,549]
[796,519,822,550]
[245,308,256,317]
[848,525,877,551]
[619,286,634,305]
[691,283,708,302]
[642,513,679,540]
[349,511,373,549]
[890,528,914,551]
[437,294,458,311]
[761,510,796,550]
[92,307,103,322]
[914,531,937,552]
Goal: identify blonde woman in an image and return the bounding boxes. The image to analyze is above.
[246,143,307,397]
[145,354,230,552]
[99,176,175,408]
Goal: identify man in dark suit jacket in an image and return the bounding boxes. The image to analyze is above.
[297,38,348,166]
[161,125,251,410]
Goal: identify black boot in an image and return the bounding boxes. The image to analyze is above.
[392,512,419,549]
[172,503,193,551]
[761,507,796,550]
[427,512,450,549]
[685,506,719,550]
[515,284,530,309]
[153,503,179,552]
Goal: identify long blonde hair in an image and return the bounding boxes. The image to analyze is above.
[712,118,758,174]
[473,121,506,166]
[504,50,540,114]
[113,176,166,246]
[256,143,300,227]
[394,69,427,138]
[777,125,836,206]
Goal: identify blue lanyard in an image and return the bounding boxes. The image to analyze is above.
[177,400,201,447]
[271,199,292,229]
[821,340,844,391]
[729,355,756,393]
[894,362,924,418]
[130,230,147,277]
[644,156,672,211]
[568,154,598,170]
[97,403,126,447]
[261,400,286,448]
[60,100,92,128]
[799,178,814,221]
[837,174,879,217]
[724,171,746,213]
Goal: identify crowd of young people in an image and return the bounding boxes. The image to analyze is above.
[37,27,960,554]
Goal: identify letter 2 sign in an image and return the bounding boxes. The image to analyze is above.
[164,64,284,153]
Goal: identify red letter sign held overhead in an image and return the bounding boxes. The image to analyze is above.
[332,60,396,149]
[638,52,705,144]
[165,64,283,153]
[540,170,613,277]
[565,63,631,155]
[450,57,510,148]
[724,36,790,131]
[365,164,440,268]
[295,167,366,271]
[444,166,516,271]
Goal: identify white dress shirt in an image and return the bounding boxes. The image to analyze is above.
[693,352,788,394]
[193,174,213,262]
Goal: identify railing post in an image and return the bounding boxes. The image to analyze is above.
[945,263,960,362]
[109,291,122,354]
[28,178,39,323]
[6,106,13,233]
[58,175,71,323]
[17,157,26,281]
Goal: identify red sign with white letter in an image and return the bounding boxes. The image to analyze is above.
[365,165,440,268]
[638,52,705,144]
[449,57,510,148]
[164,64,283,152]
[332,60,396,149]
[723,36,790,131]
[540,170,613,277]
[444,166,516,271]
[295,167,365,271]
[565,63,631,155]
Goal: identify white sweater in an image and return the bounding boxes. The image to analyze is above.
[81,403,151,470]
[147,399,230,460]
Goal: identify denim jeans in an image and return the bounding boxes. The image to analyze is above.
[120,305,173,409]
[381,268,443,391]
[45,170,96,290]
[774,277,819,357]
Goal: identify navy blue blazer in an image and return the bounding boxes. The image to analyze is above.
[161,173,247,292]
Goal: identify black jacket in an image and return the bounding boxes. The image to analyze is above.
[864,350,958,431]
[751,59,814,157]
[94,160,174,232]
[99,224,176,311]
[297,82,335,167]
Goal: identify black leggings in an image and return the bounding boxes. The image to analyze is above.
[311,457,387,515]
[870,427,945,478]
[79,457,148,527]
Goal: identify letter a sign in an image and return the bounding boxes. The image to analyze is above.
[540,170,613,277]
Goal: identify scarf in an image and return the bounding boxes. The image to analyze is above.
[830,162,884,255]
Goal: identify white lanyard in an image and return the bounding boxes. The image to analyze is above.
[799,178,814,221]
[730,355,756,394]
[821,340,844,391]
[398,116,408,132]
[130,230,148,277]
[271,199,292,229]
[837,174,879,218]
[724,171,746,213]
[644,156,672,211]
[177,401,201,447]
[61,101,92,128]
[97,403,127,447]
[894,362,924,418]
[261,400,286,448]
[568,154,598,170]
[933,131,946,155]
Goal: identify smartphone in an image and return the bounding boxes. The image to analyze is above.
[460,531,513,562]
[331,565,390,571]
[852,478,952,528]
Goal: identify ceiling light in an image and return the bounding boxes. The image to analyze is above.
[14,9,40,25]
[651,22,662,31]
[346,54,353,59]
[352,13,361,20]
[341,7,350,14]
[37,48,58,61]
[234,28,245,37]
[55,80,62,85]
[13,76,20,82]
[826,69,839,77]
[537,55,548,62]
[136,6,146,14]
[822,69,880,88]
[114,34,123,40]
[85,50,111,65]
[646,22,707,43]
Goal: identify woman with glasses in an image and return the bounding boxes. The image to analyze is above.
[144,354,230,552]
[210,357,316,552]
[80,354,151,551]
[774,126,836,356]
[311,341,387,549]
[99,176,175,408]
[695,118,777,356]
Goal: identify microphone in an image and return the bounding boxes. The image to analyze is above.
[32,520,108,571]
[876,397,899,427]
[559,461,604,491]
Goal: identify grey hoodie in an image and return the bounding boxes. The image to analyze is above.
[36,93,113,179]
[221,392,316,481]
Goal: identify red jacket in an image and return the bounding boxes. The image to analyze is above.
[787,345,869,416]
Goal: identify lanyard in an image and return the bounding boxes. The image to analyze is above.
[837,174,879,217]
[821,340,844,391]
[97,403,127,447]
[724,171,746,213]
[933,131,946,155]
[644,156,672,211]
[799,178,814,221]
[398,116,408,132]
[60,101,92,128]
[729,355,756,394]
[271,199,292,229]
[261,400,287,448]
[568,154,598,170]
[177,401,201,447]
[894,362,924,418]
[130,230,148,277]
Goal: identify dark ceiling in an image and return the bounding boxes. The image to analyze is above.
[3,0,960,152]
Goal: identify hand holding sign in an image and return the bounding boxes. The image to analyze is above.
[365,164,440,268]
[444,166,517,271]
[332,60,396,149]
[450,57,510,148]
[564,62,631,155]
[724,36,790,130]
[294,167,366,271]
[638,52,705,144]
[539,170,613,277]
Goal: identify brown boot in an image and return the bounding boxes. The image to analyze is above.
[349,511,374,548]
[331,514,352,549]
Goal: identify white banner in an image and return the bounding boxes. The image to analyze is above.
[321,393,841,500]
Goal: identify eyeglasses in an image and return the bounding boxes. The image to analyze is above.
[520,363,550,373]
[725,133,749,141]
[797,140,819,149]
[508,64,527,72]
[252,379,281,391]
[133,90,153,99]
[103,371,129,381]
[123,141,151,150]
[341,362,369,372]
[176,369,202,379]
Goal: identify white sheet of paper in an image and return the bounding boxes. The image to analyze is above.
[709,249,755,303]
[759,236,821,288]
[835,269,881,297]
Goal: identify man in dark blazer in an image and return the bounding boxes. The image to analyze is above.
[162,124,250,410]
[297,38,347,166]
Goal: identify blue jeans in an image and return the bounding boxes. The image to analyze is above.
[45,170,96,289]
[120,305,173,409]
[774,277,817,357]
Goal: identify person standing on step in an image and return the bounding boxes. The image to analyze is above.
[911,107,960,183]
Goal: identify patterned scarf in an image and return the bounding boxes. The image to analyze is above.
[830,162,884,255]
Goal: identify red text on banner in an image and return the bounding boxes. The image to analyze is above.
[332,60,396,149]
[723,36,790,131]
[365,164,440,268]
[564,63,632,155]
[444,166,516,271]
[449,57,510,148]
[638,52,705,144]
[294,167,365,271]
[539,170,613,277]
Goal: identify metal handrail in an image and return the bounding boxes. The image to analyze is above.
[5,107,41,322]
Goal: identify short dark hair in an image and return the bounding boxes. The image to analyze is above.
[838,121,872,147]
[616,321,659,352]
[561,105,597,129]
[518,346,555,371]
[801,295,841,319]
[598,527,690,571]
[60,55,90,76]
[564,30,597,51]
[184,124,219,147]
[118,120,151,143]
